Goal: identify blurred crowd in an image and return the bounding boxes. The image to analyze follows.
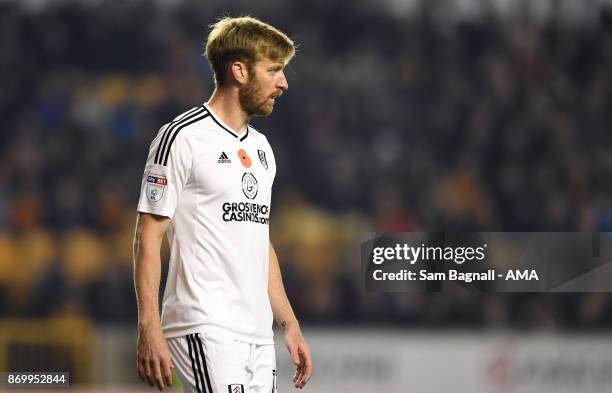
[1,0,612,329]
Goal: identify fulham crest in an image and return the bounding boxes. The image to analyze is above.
[258,149,268,170]
[228,385,244,393]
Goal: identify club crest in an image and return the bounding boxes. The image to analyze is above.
[228,384,244,393]
[258,149,268,170]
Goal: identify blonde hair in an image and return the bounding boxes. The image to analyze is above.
[205,16,296,86]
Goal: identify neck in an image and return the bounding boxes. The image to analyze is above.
[207,88,250,135]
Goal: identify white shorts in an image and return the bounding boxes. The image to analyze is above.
[167,331,277,393]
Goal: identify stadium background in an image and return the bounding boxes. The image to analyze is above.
[1,0,612,391]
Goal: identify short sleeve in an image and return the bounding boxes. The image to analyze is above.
[137,125,193,219]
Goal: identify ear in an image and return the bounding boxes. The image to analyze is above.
[230,61,249,85]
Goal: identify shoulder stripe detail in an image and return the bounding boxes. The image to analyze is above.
[195,334,214,393]
[161,112,210,166]
[155,106,201,163]
[187,335,203,393]
[174,105,202,123]
[149,123,169,152]
[155,106,205,165]
[157,123,170,136]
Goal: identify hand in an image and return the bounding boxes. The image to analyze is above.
[284,326,313,389]
[137,325,174,390]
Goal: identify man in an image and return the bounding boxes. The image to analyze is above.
[133,16,312,393]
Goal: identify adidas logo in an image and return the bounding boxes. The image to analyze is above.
[218,151,231,164]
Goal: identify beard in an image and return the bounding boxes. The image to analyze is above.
[239,77,275,117]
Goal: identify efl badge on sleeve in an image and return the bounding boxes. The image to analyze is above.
[228,384,244,393]
[146,173,167,202]
[257,149,268,170]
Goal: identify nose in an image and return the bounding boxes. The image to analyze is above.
[277,71,288,91]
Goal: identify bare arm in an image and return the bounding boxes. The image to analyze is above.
[268,242,313,389]
[134,212,173,390]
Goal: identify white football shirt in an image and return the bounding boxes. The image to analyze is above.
[137,103,276,344]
